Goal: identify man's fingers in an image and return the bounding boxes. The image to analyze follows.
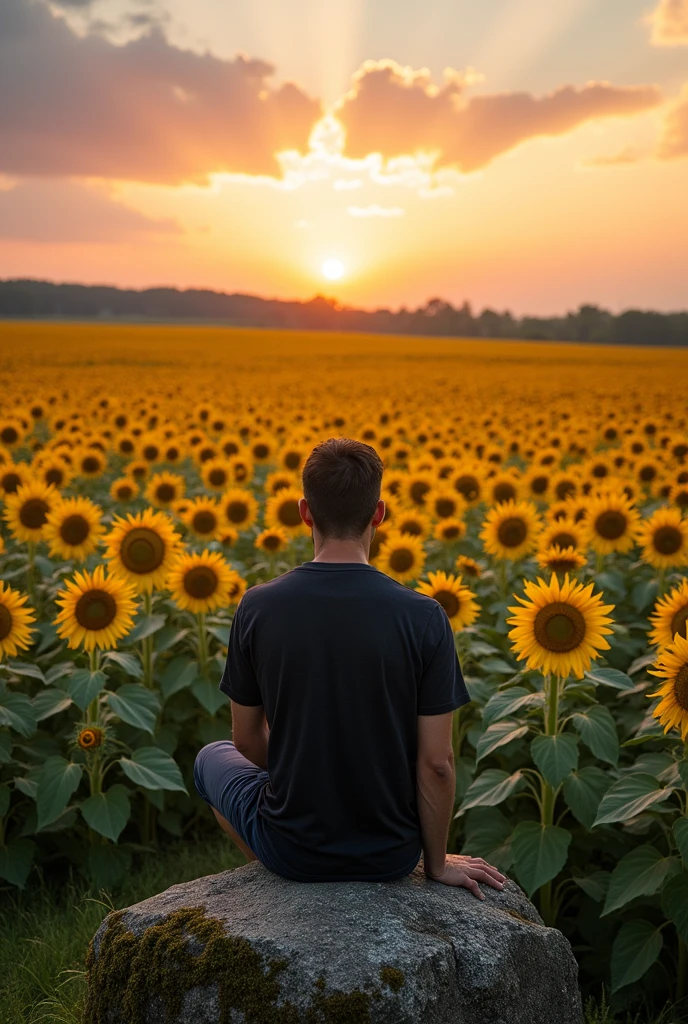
[466,857,507,880]
[465,867,505,889]
[460,874,485,900]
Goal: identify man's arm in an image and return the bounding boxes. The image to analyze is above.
[231,701,269,770]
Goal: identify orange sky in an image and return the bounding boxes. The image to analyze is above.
[0,0,687,314]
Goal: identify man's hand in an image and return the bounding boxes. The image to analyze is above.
[425,854,507,899]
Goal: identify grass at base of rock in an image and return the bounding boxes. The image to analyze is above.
[1,836,687,1024]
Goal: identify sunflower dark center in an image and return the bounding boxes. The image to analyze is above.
[192,511,218,535]
[1,472,21,494]
[654,525,682,556]
[166,447,180,460]
[549,558,578,573]
[675,665,688,711]
[494,483,517,503]
[497,517,527,548]
[595,510,627,540]
[60,514,90,546]
[82,456,100,474]
[45,467,64,486]
[253,444,269,460]
[120,439,135,454]
[552,532,577,550]
[410,481,431,505]
[278,500,302,527]
[223,441,240,457]
[530,476,548,494]
[400,519,423,536]
[640,465,656,481]
[455,475,479,500]
[592,464,609,478]
[120,527,166,573]
[156,483,176,503]
[434,590,460,618]
[670,605,688,641]
[117,484,134,500]
[75,589,117,630]
[143,446,159,461]
[262,534,281,551]
[0,604,12,640]
[436,498,456,518]
[443,525,460,539]
[389,548,414,573]
[534,602,586,652]
[284,452,300,470]
[208,469,226,487]
[555,480,576,500]
[19,497,49,529]
[226,501,249,524]
[183,566,218,599]
[1,426,18,445]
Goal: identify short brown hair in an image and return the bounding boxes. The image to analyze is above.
[302,437,384,539]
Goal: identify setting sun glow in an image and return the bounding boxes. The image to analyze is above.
[322,258,345,281]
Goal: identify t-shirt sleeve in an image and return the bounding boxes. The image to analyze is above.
[219,601,263,706]
[417,604,472,715]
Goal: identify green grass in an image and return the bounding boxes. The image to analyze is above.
[1,837,686,1024]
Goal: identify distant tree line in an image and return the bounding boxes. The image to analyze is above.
[1,279,686,346]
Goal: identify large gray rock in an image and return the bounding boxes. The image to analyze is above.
[85,860,583,1024]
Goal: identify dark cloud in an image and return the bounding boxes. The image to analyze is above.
[335,60,663,172]
[0,179,180,242]
[0,0,321,184]
[657,84,688,158]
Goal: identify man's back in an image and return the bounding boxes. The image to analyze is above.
[221,560,470,881]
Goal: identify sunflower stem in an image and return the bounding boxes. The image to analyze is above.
[26,540,36,606]
[538,673,561,927]
[595,552,604,575]
[87,648,101,723]
[197,611,208,677]
[657,567,666,599]
[497,559,508,602]
[141,590,154,687]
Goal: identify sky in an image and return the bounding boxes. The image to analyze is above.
[0,0,687,315]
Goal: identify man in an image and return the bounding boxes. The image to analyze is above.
[194,437,506,897]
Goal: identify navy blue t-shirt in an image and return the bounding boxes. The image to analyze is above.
[219,560,471,882]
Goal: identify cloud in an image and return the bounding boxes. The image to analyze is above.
[335,59,663,172]
[347,204,405,217]
[0,0,321,184]
[584,146,642,167]
[0,179,180,242]
[657,84,688,159]
[647,0,688,45]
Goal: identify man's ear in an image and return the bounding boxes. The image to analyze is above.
[372,499,385,528]
[299,497,314,528]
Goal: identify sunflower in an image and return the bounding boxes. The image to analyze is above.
[669,483,688,511]
[0,419,26,448]
[434,517,467,543]
[75,448,107,479]
[218,433,243,460]
[0,582,35,659]
[0,462,30,498]
[220,489,259,531]
[480,499,541,562]
[647,633,688,740]
[104,508,181,592]
[649,578,688,648]
[425,488,467,521]
[397,509,432,539]
[114,433,138,458]
[33,454,74,490]
[167,549,235,614]
[522,466,553,502]
[139,434,164,465]
[550,470,580,503]
[227,570,248,605]
[54,564,137,651]
[44,497,105,562]
[248,435,276,465]
[368,523,391,561]
[403,471,437,509]
[485,471,521,505]
[145,471,186,509]
[376,530,426,583]
[455,554,481,579]
[264,471,299,497]
[227,454,254,485]
[110,477,139,503]
[580,491,641,555]
[450,463,485,507]
[507,572,615,680]
[162,440,186,464]
[3,480,59,543]
[381,469,407,498]
[415,571,479,630]
[126,459,150,481]
[638,507,688,570]
[536,545,587,575]
[200,458,232,493]
[77,726,104,751]
[178,497,222,541]
[265,487,307,535]
[539,518,586,554]
[255,527,290,554]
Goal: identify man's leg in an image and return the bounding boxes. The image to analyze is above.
[210,806,257,862]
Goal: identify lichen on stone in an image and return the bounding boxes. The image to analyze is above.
[84,905,390,1024]
[379,965,405,992]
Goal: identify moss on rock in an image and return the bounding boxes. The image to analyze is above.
[84,905,400,1024]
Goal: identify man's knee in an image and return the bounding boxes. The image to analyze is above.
[193,740,236,797]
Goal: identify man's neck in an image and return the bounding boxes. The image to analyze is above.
[311,536,370,564]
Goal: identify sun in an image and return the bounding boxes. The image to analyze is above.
[322,258,344,281]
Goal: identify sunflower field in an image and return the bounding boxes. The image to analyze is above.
[1,321,687,1010]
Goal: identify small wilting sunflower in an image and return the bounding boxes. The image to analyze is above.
[647,633,688,740]
[536,544,587,575]
[638,507,688,570]
[580,491,641,555]
[182,497,223,541]
[226,570,248,605]
[265,486,307,535]
[0,581,35,659]
[455,554,481,579]
[539,518,586,554]
[145,471,185,509]
[397,509,432,539]
[44,497,104,562]
[425,488,467,521]
[110,477,139,503]
[507,572,615,679]
[167,549,235,614]
[220,488,259,532]
[649,578,688,648]
[434,517,467,544]
[3,480,59,543]
[480,499,541,562]
[54,564,137,651]
[376,530,426,583]
[77,726,104,751]
[415,571,479,631]
[105,508,180,592]
[255,527,290,554]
